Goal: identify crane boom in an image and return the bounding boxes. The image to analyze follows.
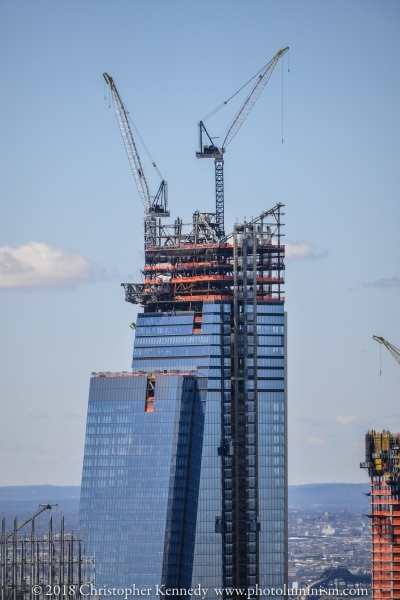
[103,73,169,249]
[373,336,400,367]
[221,47,289,150]
[104,73,151,211]
[2,504,56,542]
[197,47,289,239]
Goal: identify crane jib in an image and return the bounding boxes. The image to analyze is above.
[373,335,400,367]
[103,73,169,249]
[196,47,289,239]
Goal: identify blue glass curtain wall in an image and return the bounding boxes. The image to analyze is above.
[79,374,204,593]
[79,301,286,596]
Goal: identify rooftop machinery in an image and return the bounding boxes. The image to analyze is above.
[196,47,289,237]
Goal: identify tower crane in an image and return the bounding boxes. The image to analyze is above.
[1,504,56,542]
[373,336,400,372]
[196,47,289,238]
[103,73,169,249]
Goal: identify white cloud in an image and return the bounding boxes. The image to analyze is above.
[364,276,400,289]
[335,414,359,425]
[352,442,364,451]
[29,411,49,419]
[285,241,328,260]
[59,412,83,419]
[306,437,325,446]
[0,241,93,290]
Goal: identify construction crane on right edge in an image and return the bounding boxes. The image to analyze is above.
[196,47,289,238]
[373,336,400,375]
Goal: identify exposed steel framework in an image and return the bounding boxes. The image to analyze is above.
[121,203,284,313]
[361,430,400,600]
[1,510,94,600]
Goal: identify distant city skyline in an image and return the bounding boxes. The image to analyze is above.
[0,0,399,486]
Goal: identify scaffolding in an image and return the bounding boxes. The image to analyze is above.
[0,510,94,600]
[361,430,400,600]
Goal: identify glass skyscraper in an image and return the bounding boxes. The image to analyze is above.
[79,204,287,597]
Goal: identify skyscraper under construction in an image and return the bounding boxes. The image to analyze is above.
[361,430,400,600]
[80,52,288,597]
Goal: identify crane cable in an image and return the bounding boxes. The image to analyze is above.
[107,84,164,183]
[281,55,284,144]
[201,49,290,145]
[373,335,400,375]
[282,49,290,143]
[201,59,277,123]
[128,114,164,181]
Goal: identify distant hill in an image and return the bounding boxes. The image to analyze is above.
[0,485,80,532]
[288,483,370,511]
[0,482,370,533]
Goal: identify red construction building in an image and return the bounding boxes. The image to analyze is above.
[361,430,400,599]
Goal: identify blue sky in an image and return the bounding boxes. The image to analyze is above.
[0,1,399,485]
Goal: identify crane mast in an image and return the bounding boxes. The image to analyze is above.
[373,336,400,367]
[197,47,289,238]
[103,73,169,249]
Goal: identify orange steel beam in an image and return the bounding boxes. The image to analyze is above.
[174,294,284,302]
[146,243,234,251]
[142,276,285,284]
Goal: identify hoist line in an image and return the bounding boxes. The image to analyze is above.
[201,55,277,123]
[118,89,164,182]
[281,55,284,144]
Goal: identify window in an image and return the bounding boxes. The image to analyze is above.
[145,377,155,412]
